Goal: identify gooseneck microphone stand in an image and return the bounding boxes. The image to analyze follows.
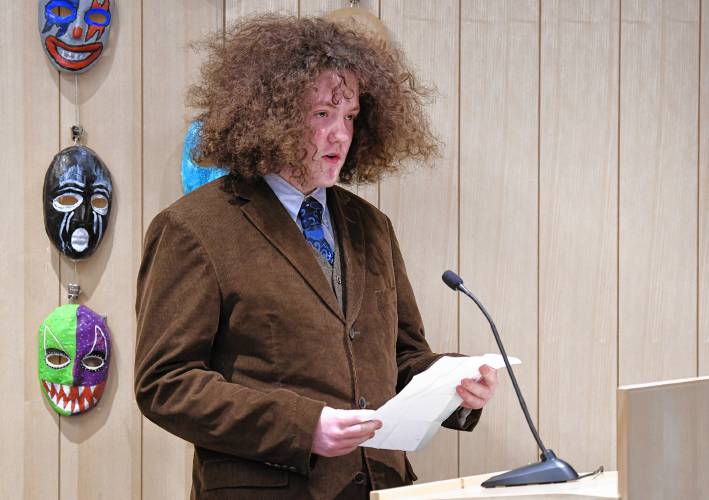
[442,270,580,487]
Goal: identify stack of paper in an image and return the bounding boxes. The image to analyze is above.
[361,353,520,452]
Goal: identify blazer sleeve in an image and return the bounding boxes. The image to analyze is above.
[386,217,482,432]
[134,210,325,476]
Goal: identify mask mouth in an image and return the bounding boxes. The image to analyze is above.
[70,228,89,252]
[45,36,103,71]
[40,380,106,415]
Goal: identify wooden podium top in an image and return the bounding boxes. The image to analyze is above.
[371,471,619,500]
[373,375,709,499]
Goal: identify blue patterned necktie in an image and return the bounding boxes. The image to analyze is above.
[298,197,335,265]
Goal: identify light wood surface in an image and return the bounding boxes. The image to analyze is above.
[459,0,540,475]
[379,0,460,483]
[371,471,619,500]
[141,2,223,499]
[700,0,709,377]
[539,0,619,471]
[56,1,142,499]
[5,2,709,498]
[618,376,709,500]
[618,0,699,385]
[226,0,298,20]
[3,3,61,500]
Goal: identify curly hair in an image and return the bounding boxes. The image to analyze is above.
[187,14,439,185]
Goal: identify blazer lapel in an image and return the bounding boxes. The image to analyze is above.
[234,178,345,322]
[329,187,366,328]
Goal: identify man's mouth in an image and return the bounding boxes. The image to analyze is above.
[45,36,103,71]
[323,153,341,163]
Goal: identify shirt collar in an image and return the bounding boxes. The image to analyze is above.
[263,173,328,221]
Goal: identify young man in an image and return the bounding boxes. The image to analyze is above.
[135,15,497,499]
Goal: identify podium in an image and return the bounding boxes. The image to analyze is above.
[372,376,709,500]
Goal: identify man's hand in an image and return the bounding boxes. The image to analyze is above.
[456,364,498,410]
[312,407,382,457]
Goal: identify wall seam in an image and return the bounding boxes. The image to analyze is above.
[536,0,542,440]
[139,0,145,498]
[456,0,462,478]
[697,0,702,377]
[617,0,622,391]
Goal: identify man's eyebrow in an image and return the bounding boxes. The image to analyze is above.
[312,100,360,112]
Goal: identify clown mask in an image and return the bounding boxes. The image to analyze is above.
[38,304,110,415]
[43,145,113,260]
[38,0,113,73]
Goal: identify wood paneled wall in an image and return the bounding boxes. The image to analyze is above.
[4,1,707,498]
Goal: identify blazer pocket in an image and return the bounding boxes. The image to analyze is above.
[202,458,289,491]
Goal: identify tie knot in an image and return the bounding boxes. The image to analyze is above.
[298,197,324,228]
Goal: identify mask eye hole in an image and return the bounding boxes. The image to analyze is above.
[46,1,77,23]
[81,352,106,371]
[90,194,109,214]
[85,9,111,27]
[53,193,83,212]
[45,348,70,369]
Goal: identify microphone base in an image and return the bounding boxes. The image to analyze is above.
[481,450,579,488]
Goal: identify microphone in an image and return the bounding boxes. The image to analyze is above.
[442,270,580,488]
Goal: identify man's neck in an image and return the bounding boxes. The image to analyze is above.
[277,167,316,195]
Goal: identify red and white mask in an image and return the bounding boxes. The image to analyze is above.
[38,0,113,73]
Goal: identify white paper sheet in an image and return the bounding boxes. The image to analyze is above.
[360,353,521,452]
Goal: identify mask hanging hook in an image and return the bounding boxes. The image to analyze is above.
[67,260,81,303]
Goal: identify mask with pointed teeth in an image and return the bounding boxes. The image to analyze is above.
[38,304,110,415]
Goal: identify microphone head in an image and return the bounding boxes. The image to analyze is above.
[442,270,463,290]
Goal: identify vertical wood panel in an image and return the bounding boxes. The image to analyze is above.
[143,0,223,222]
[539,0,618,471]
[299,0,380,207]
[459,0,539,475]
[3,3,61,500]
[142,2,223,499]
[619,0,699,385]
[379,0,459,483]
[226,0,298,20]
[57,1,142,499]
[699,0,708,377]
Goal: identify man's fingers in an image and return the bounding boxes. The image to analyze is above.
[479,365,499,388]
[339,419,382,439]
[460,379,492,400]
[336,409,377,425]
[456,386,487,409]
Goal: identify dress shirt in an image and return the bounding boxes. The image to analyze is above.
[263,174,335,252]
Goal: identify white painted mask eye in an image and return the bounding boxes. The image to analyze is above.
[90,194,109,215]
[53,193,83,212]
[81,352,106,371]
[46,348,71,369]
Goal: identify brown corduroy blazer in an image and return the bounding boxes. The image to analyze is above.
[134,176,481,499]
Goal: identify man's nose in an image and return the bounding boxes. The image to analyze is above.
[72,25,84,40]
[328,119,350,143]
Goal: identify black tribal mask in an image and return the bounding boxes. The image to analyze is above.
[43,145,113,259]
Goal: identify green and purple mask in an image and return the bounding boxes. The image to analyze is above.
[38,304,110,415]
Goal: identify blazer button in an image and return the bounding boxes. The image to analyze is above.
[354,471,367,485]
[358,397,367,409]
[348,328,359,340]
